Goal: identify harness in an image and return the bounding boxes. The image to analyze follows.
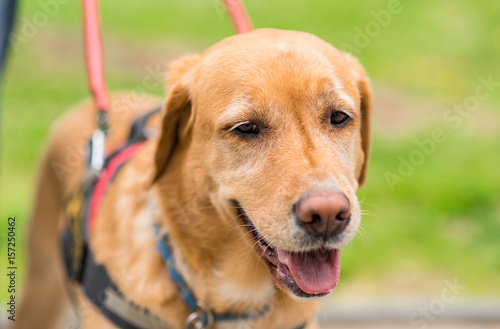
[62,108,308,329]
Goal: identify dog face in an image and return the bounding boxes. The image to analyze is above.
[154,29,371,299]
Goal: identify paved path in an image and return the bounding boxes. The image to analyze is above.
[322,324,500,329]
[318,298,500,329]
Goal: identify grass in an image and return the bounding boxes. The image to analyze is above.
[1,0,500,302]
[342,136,500,295]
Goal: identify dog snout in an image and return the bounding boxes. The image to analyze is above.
[294,192,351,236]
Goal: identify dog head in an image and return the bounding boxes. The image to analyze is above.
[154,29,371,299]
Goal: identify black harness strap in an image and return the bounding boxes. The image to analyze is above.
[80,248,169,329]
[63,107,164,329]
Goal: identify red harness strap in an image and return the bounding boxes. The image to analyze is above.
[87,142,144,234]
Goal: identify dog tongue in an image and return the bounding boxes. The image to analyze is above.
[277,248,341,295]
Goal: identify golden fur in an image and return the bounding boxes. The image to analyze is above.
[15,28,371,329]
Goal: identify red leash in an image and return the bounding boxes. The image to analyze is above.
[82,0,252,116]
[223,0,253,34]
[82,0,109,116]
[82,0,253,173]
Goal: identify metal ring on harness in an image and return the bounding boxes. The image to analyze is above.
[183,301,215,329]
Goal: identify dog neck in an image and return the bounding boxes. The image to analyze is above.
[92,141,318,328]
[155,173,277,314]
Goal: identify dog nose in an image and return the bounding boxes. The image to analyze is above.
[294,192,351,236]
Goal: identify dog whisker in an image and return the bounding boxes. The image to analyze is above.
[227,223,253,234]
[237,229,258,243]
[354,225,367,247]
[360,209,379,221]
[255,237,278,269]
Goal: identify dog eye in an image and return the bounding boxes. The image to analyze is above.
[330,111,351,126]
[234,122,260,135]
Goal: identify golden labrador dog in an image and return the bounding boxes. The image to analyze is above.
[16,28,371,329]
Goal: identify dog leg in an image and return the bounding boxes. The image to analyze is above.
[14,148,72,329]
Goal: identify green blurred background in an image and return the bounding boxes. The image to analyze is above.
[1,0,499,305]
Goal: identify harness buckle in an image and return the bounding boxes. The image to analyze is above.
[87,111,109,178]
[183,301,214,329]
[87,128,106,179]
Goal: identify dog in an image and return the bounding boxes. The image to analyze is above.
[16,28,371,329]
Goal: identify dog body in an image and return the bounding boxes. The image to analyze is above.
[16,29,371,329]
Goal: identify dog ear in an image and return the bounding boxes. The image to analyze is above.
[343,53,372,187]
[153,54,200,182]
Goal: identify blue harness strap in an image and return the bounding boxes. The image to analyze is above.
[155,226,309,329]
[155,225,275,328]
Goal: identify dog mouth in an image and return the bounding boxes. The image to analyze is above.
[234,201,341,298]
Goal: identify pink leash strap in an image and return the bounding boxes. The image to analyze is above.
[82,0,252,116]
[223,0,253,34]
[82,0,110,114]
[81,0,253,174]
